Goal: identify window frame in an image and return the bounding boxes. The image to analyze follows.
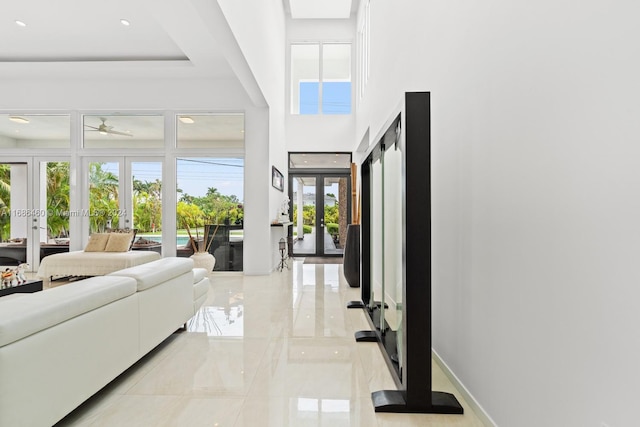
[290,41,352,116]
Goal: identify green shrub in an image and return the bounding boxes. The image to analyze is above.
[303,225,312,234]
[326,223,339,236]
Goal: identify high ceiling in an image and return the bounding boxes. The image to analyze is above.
[0,0,235,80]
[1,0,359,79]
[0,1,357,142]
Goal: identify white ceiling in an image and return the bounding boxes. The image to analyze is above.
[0,0,235,80]
[0,1,355,141]
[1,0,359,80]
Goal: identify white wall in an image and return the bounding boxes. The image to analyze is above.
[0,77,248,110]
[217,0,289,270]
[357,1,640,426]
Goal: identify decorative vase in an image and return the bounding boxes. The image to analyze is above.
[190,252,216,272]
[343,224,360,288]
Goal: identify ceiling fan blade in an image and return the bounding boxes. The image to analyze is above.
[106,129,133,137]
[84,125,100,130]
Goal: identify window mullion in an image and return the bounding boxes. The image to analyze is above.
[318,42,324,115]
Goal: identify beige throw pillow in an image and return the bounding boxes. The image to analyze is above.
[104,232,134,252]
[84,233,110,252]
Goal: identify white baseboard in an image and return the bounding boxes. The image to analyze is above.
[432,349,498,427]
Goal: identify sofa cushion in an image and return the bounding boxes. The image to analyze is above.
[84,233,110,252]
[106,228,138,251]
[108,257,194,291]
[104,232,134,252]
[0,276,137,347]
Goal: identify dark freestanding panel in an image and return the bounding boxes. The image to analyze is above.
[356,92,463,414]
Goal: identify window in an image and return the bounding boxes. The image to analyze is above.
[357,0,371,100]
[175,113,245,271]
[176,157,244,272]
[291,43,352,115]
[176,114,244,149]
[0,114,70,148]
[83,115,164,149]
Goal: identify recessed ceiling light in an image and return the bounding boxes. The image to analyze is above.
[120,19,130,26]
[9,116,29,124]
[178,116,194,124]
[15,20,26,27]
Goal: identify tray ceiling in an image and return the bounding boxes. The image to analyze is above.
[0,0,234,79]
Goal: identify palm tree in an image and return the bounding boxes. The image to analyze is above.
[46,162,70,238]
[0,165,10,241]
[89,162,119,232]
[133,178,162,232]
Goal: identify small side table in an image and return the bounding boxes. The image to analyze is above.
[272,222,293,271]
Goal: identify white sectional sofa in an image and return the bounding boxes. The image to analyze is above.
[0,257,209,427]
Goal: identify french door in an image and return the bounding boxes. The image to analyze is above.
[0,158,71,272]
[83,157,163,250]
[290,173,350,257]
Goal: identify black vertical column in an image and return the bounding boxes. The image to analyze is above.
[404,91,433,406]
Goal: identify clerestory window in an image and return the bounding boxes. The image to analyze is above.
[290,42,352,115]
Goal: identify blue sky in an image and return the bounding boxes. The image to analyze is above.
[300,81,351,114]
[101,158,244,201]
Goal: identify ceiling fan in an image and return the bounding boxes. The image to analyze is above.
[84,117,132,137]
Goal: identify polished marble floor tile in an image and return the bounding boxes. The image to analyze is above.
[64,395,244,427]
[247,337,372,400]
[236,397,379,427]
[56,260,487,426]
[128,335,269,397]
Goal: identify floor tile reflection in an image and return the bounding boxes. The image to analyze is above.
[57,260,487,426]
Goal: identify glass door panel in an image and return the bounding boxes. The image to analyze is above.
[0,163,29,270]
[130,161,162,255]
[323,177,348,255]
[383,145,403,369]
[292,176,316,255]
[370,159,383,313]
[88,161,120,233]
[38,160,71,265]
[87,158,162,251]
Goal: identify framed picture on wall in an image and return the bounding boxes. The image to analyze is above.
[272,166,284,191]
